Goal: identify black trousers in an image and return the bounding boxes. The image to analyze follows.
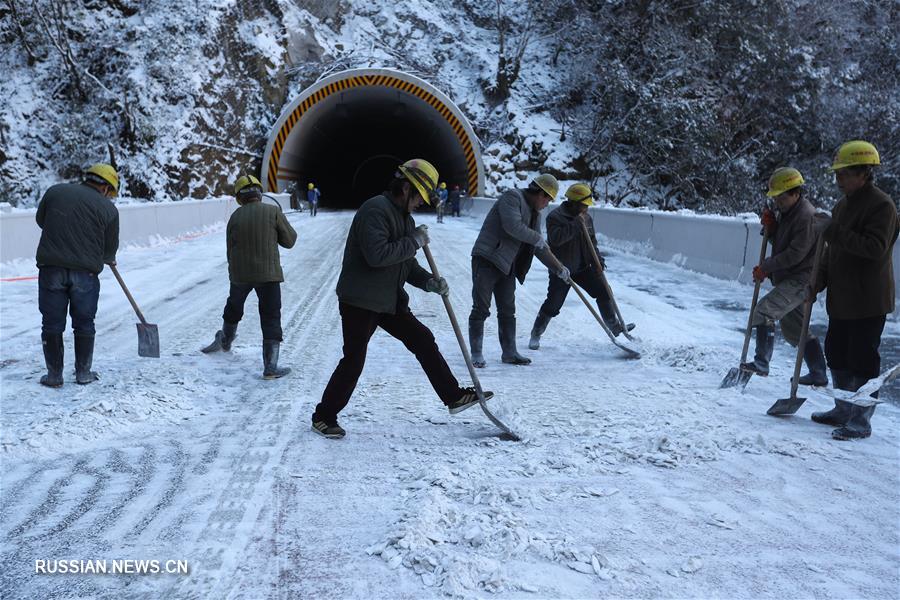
[222,281,283,341]
[824,315,886,380]
[469,256,517,324]
[314,303,462,423]
[537,268,616,323]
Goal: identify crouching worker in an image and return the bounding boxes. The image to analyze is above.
[36,163,120,387]
[529,183,634,349]
[202,174,297,379]
[740,167,827,385]
[311,159,492,439]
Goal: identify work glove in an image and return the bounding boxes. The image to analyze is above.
[411,224,430,248]
[535,237,548,251]
[556,265,571,282]
[752,265,767,283]
[760,208,777,230]
[425,277,450,296]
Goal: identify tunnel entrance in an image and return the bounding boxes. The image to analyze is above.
[262,69,484,210]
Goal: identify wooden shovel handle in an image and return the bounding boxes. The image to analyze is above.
[109,264,149,325]
[579,217,635,341]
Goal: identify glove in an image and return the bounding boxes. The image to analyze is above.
[425,277,450,296]
[411,224,430,248]
[535,237,548,251]
[556,265,571,282]
[760,208,777,230]
[752,265,767,283]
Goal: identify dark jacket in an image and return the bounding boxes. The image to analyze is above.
[546,202,599,273]
[760,196,817,285]
[35,183,119,274]
[226,201,297,284]
[471,189,543,283]
[335,194,432,314]
[816,182,898,319]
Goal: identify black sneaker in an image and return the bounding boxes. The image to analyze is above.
[312,419,346,439]
[447,388,494,414]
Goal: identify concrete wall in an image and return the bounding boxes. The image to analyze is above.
[0,198,238,264]
[469,197,900,287]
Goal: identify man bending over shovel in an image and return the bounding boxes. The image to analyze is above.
[740,167,827,386]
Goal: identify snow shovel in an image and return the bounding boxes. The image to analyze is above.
[109,264,160,358]
[421,244,520,441]
[721,232,769,389]
[766,230,827,416]
[579,218,638,343]
[544,252,640,359]
[810,362,900,408]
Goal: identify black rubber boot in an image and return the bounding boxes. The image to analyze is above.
[529,313,552,350]
[607,320,636,337]
[201,321,238,353]
[74,335,99,384]
[469,319,486,368]
[499,317,531,365]
[262,340,291,379]
[741,324,774,376]
[40,332,64,388]
[797,337,828,386]
[811,369,854,426]
[832,403,876,440]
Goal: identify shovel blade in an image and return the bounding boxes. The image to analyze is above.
[720,368,752,389]
[767,396,806,416]
[137,323,160,358]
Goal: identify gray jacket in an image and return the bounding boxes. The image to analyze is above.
[335,194,432,314]
[761,196,816,285]
[471,189,544,283]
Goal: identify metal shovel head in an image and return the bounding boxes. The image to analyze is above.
[136,322,160,358]
[766,395,806,416]
[720,368,752,389]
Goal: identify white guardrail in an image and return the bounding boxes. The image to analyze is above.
[2,195,898,289]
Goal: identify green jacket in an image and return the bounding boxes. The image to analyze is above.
[817,182,898,319]
[226,201,297,284]
[336,194,432,314]
[35,183,119,274]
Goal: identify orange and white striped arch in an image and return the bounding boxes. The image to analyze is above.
[261,68,484,196]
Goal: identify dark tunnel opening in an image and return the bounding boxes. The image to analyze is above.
[264,71,483,210]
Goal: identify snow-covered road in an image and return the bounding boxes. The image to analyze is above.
[2,210,898,599]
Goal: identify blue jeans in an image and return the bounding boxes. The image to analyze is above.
[39,267,100,335]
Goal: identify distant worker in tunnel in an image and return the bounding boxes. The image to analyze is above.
[529,183,635,351]
[451,185,463,217]
[307,182,320,216]
[811,141,898,440]
[35,163,120,387]
[436,182,448,223]
[468,173,569,368]
[201,174,297,380]
[311,159,493,439]
[740,167,826,387]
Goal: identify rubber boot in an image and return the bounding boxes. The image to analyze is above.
[74,335,99,384]
[797,337,828,386]
[262,340,291,379]
[529,313,551,350]
[740,324,774,376]
[201,321,238,353]
[40,332,64,388]
[499,317,531,365]
[811,369,854,426]
[469,319,486,368]
[832,403,876,440]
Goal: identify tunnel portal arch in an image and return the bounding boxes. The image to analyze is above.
[262,68,485,208]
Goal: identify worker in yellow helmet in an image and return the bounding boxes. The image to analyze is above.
[436,182,448,223]
[739,167,826,387]
[811,141,899,440]
[311,159,493,439]
[307,182,321,216]
[468,173,567,367]
[529,183,634,350]
[34,162,120,387]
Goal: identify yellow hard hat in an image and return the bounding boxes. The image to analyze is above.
[308,183,315,190]
[565,182,594,206]
[398,159,439,205]
[831,140,880,170]
[234,174,262,195]
[440,182,447,189]
[766,167,804,197]
[84,163,119,195]
[531,173,559,201]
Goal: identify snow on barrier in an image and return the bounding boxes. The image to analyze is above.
[0,198,238,264]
